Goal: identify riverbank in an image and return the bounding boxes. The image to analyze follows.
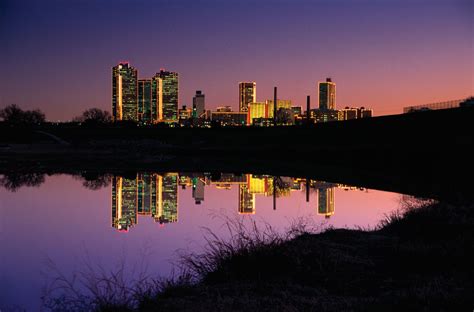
[128,199,473,311]
[1,107,474,203]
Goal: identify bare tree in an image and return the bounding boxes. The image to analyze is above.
[0,104,45,125]
[73,108,112,124]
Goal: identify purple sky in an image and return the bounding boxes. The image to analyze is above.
[0,0,472,120]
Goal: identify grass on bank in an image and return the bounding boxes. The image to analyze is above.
[44,198,474,311]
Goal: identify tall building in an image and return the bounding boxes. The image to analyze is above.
[192,90,205,118]
[318,187,335,218]
[112,62,138,121]
[192,177,205,204]
[318,78,336,111]
[239,82,256,112]
[138,79,153,123]
[154,70,179,122]
[238,184,255,214]
[111,176,138,231]
[154,174,178,224]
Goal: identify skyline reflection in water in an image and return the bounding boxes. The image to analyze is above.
[0,172,400,311]
[111,173,358,232]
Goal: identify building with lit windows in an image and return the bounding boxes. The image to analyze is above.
[154,70,179,122]
[111,176,138,231]
[341,107,358,120]
[210,111,247,126]
[178,105,192,122]
[247,100,294,125]
[192,90,205,118]
[216,106,232,112]
[340,107,373,120]
[318,78,336,111]
[154,174,178,223]
[318,187,335,218]
[112,62,138,121]
[137,79,162,123]
[266,99,293,118]
[192,177,205,204]
[247,102,267,124]
[238,184,255,214]
[358,107,373,118]
[292,106,302,117]
[309,109,342,123]
[239,82,256,112]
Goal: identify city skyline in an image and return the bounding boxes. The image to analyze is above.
[1,0,472,121]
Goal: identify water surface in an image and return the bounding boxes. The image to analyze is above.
[0,172,403,311]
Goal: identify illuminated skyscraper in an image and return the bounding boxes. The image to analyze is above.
[192,177,205,204]
[318,187,335,218]
[318,78,336,111]
[154,174,178,223]
[239,82,256,112]
[154,70,179,122]
[238,184,255,214]
[192,90,205,118]
[112,62,138,121]
[138,79,152,123]
[111,176,138,231]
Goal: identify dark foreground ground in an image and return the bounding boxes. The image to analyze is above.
[83,199,472,312]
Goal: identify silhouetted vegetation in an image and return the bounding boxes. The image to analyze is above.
[0,172,46,191]
[72,172,112,190]
[73,108,112,125]
[42,198,474,311]
[0,104,45,125]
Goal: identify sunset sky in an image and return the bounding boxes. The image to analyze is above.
[1,0,472,120]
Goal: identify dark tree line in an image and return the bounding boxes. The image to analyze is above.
[0,104,46,125]
[0,104,112,125]
[73,108,112,124]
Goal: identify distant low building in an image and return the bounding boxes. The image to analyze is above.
[340,107,373,120]
[291,106,302,117]
[178,105,192,120]
[211,111,247,126]
[309,109,341,123]
[247,100,293,125]
[216,106,233,112]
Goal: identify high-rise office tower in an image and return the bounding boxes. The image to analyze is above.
[238,184,255,214]
[112,62,138,121]
[317,187,335,218]
[154,174,178,224]
[153,70,179,122]
[239,82,256,112]
[318,78,336,111]
[138,79,152,123]
[111,176,138,231]
[192,90,205,118]
[192,177,205,204]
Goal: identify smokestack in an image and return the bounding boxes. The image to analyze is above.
[273,87,277,126]
[306,95,310,125]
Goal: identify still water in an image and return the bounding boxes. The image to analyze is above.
[1,172,402,311]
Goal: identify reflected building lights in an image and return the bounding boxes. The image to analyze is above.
[110,173,366,232]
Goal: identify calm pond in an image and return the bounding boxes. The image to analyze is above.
[1,172,404,311]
